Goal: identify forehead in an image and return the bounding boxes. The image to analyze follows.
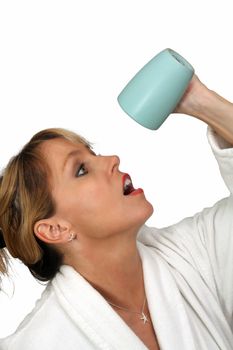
[38,137,92,190]
[39,137,90,175]
[40,137,89,159]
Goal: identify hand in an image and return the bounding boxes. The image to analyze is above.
[173,74,211,117]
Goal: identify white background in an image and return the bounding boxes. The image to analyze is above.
[0,0,232,338]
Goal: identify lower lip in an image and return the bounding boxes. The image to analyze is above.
[129,188,144,196]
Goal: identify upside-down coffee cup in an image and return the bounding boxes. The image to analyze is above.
[117,48,194,130]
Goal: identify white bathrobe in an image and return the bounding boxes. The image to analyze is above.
[1,126,233,350]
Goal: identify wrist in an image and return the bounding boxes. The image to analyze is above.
[197,89,233,144]
[197,89,232,123]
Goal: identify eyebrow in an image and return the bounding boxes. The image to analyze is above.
[62,146,95,172]
[62,149,81,172]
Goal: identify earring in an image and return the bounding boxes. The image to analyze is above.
[68,233,76,242]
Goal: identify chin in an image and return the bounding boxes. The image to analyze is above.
[143,203,154,221]
[135,201,154,227]
[144,197,154,214]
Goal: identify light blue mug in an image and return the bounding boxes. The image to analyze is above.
[117,48,194,130]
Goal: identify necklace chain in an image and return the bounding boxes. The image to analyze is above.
[106,294,150,324]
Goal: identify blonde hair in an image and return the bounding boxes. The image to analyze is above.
[0,128,92,286]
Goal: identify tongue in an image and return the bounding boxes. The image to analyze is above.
[124,185,135,195]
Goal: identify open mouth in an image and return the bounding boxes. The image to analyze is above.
[122,173,135,195]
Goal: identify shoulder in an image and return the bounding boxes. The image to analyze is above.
[0,283,63,349]
[136,220,207,267]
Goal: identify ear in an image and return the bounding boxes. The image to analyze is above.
[34,218,73,245]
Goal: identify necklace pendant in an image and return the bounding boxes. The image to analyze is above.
[140,312,149,324]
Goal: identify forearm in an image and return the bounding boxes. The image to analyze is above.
[194,90,233,145]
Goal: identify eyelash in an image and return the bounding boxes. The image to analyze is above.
[75,163,88,177]
[75,153,101,177]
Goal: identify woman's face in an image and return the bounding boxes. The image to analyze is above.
[40,137,154,240]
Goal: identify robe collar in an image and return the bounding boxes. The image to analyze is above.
[52,241,199,349]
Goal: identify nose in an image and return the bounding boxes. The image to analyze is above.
[96,154,120,175]
[109,155,120,174]
[105,155,120,175]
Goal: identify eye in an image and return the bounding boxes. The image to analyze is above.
[75,163,88,177]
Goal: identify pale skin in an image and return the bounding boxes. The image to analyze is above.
[34,74,233,319]
[174,74,233,145]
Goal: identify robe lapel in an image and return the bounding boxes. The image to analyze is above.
[52,265,148,350]
[137,241,198,350]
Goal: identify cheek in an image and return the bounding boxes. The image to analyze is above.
[76,187,128,235]
[56,183,112,222]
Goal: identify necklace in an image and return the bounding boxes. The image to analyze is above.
[106,293,150,324]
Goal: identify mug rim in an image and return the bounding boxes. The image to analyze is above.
[166,48,194,72]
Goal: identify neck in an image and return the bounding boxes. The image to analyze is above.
[64,231,145,310]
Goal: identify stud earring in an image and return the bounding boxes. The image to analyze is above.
[68,233,76,242]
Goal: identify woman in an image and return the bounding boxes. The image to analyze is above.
[0,75,233,350]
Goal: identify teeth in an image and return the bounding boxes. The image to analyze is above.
[123,176,134,195]
[124,178,132,189]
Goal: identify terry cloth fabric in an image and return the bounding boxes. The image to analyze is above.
[0,126,233,349]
